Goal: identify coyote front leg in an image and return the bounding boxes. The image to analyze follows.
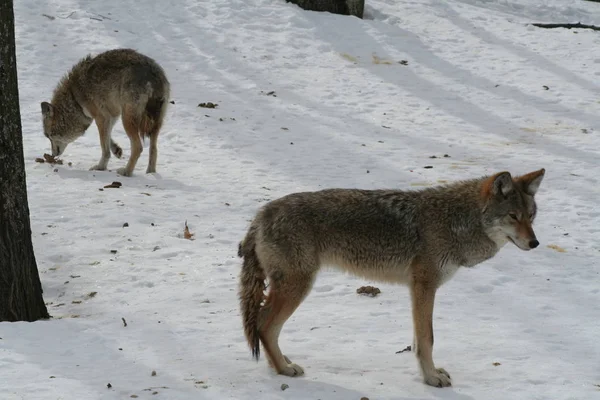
[90,116,117,171]
[410,279,451,387]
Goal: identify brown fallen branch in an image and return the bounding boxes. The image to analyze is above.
[531,22,600,31]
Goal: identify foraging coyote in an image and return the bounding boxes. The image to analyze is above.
[41,49,170,176]
[239,169,545,387]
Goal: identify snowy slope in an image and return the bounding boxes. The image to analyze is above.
[2,0,600,399]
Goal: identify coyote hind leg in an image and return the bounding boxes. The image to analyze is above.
[259,270,315,377]
[145,118,162,174]
[117,105,143,177]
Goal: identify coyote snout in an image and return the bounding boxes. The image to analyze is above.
[506,217,539,251]
[49,139,67,157]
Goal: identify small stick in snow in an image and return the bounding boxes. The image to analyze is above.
[90,12,112,20]
[395,345,411,354]
[121,317,128,327]
[531,22,600,31]
[57,11,76,19]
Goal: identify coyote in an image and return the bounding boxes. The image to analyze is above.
[41,48,170,176]
[238,169,545,387]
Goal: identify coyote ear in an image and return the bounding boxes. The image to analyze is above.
[41,102,54,117]
[482,171,513,199]
[517,168,545,196]
[492,172,513,197]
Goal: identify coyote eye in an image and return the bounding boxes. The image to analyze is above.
[508,213,518,220]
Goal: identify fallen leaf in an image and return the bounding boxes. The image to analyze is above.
[184,221,195,240]
[198,102,218,108]
[40,153,63,164]
[372,54,393,65]
[104,181,122,189]
[340,52,358,62]
[547,244,566,253]
[357,285,381,297]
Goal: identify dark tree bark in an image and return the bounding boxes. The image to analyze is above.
[286,0,365,18]
[0,0,50,321]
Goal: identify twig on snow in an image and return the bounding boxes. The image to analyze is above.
[531,22,600,31]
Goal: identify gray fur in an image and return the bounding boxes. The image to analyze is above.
[41,48,170,176]
[239,169,545,386]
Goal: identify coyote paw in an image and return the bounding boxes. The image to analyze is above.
[116,167,133,177]
[146,166,156,174]
[89,164,107,171]
[424,368,451,388]
[278,355,304,377]
[280,363,304,377]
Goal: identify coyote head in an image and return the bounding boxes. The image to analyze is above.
[41,101,90,157]
[481,169,545,251]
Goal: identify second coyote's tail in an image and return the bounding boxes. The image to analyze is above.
[238,224,266,360]
[140,93,168,139]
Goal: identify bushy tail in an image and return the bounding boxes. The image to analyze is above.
[140,94,168,139]
[238,224,266,360]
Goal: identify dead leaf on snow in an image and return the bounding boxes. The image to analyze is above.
[184,221,195,240]
[547,244,566,253]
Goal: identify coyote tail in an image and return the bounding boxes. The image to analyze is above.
[238,224,265,360]
[139,94,168,139]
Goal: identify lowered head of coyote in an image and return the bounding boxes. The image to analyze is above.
[238,168,545,387]
[41,48,170,177]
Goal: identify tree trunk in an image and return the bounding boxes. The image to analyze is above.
[286,0,365,18]
[0,0,50,321]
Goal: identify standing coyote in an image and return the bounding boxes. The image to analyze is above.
[239,169,545,387]
[41,49,170,176]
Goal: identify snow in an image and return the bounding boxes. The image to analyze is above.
[2,0,600,398]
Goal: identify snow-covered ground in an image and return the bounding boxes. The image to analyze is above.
[2,0,600,398]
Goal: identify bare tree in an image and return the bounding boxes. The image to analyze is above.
[0,0,50,321]
[286,0,365,18]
